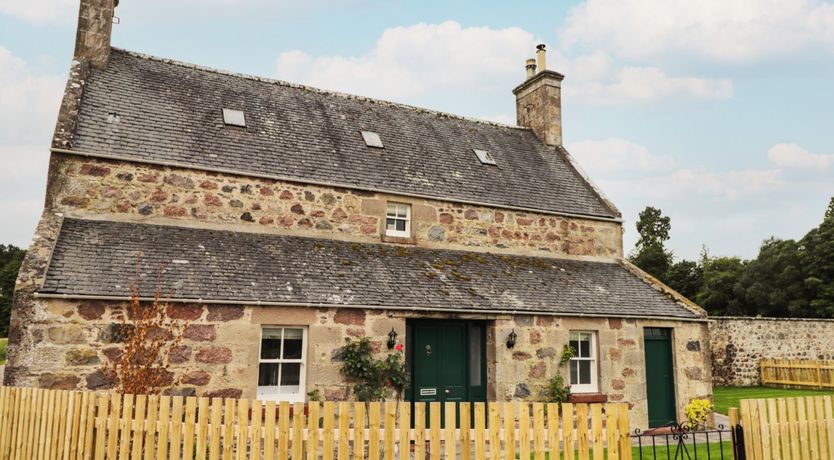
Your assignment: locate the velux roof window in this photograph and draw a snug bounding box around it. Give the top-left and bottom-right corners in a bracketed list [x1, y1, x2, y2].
[361, 131, 384, 148]
[474, 149, 496, 166]
[222, 109, 246, 127]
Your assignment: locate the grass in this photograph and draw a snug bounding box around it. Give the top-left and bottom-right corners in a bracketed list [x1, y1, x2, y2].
[0, 338, 6, 365]
[713, 385, 834, 415]
[536, 441, 734, 459]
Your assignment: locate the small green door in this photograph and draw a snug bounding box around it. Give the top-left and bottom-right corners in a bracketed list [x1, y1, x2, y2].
[408, 320, 487, 425]
[644, 328, 676, 428]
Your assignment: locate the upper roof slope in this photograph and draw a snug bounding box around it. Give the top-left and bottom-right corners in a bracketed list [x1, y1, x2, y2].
[39, 218, 697, 319]
[67, 49, 619, 219]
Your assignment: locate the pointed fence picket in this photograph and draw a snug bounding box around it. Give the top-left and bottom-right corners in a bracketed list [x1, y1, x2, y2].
[0, 386, 632, 459]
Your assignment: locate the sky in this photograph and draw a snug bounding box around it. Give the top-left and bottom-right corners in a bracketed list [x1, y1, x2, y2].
[1, 0, 833, 261]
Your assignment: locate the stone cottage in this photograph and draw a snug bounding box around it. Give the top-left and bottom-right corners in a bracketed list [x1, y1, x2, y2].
[6, 0, 712, 428]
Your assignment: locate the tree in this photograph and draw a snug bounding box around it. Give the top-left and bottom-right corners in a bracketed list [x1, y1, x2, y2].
[736, 238, 808, 317]
[804, 198, 834, 317]
[0, 245, 26, 337]
[629, 206, 673, 281]
[665, 259, 703, 301]
[696, 254, 746, 316]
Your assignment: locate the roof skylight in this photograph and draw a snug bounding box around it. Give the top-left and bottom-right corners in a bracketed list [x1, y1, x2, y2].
[474, 149, 497, 166]
[360, 131, 384, 148]
[222, 109, 246, 127]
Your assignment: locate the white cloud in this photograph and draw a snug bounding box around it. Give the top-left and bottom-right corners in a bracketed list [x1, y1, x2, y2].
[768, 142, 834, 169]
[276, 21, 538, 101]
[0, 48, 63, 248]
[561, 0, 834, 62]
[0, 0, 75, 25]
[568, 138, 674, 173]
[564, 63, 733, 106]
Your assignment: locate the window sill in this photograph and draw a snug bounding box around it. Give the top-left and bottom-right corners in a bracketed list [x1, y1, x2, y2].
[381, 234, 417, 245]
[568, 393, 608, 404]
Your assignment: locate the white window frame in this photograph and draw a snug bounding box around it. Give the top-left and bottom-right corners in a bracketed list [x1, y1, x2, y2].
[257, 326, 308, 403]
[569, 330, 598, 394]
[385, 203, 411, 238]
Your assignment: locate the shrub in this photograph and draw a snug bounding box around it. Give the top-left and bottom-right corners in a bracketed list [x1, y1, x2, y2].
[684, 398, 713, 429]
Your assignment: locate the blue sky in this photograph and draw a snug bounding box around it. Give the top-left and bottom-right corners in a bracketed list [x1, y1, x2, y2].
[2, 0, 833, 260]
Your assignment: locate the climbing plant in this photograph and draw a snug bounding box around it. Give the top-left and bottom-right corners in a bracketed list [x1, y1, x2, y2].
[339, 337, 409, 402]
[541, 344, 575, 405]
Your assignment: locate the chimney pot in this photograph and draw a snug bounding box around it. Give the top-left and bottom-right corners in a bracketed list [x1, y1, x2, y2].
[525, 59, 537, 79]
[536, 44, 547, 72]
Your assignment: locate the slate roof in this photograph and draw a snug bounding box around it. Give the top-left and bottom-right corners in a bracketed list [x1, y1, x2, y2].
[68, 49, 619, 219]
[40, 219, 699, 319]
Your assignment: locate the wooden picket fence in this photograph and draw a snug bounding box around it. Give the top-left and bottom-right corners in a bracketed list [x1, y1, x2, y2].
[0, 386, 633, 460]
[760, 359, 834, 388]
[738, 395, 834, 460]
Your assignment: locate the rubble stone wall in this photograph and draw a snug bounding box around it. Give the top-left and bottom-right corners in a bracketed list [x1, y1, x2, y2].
[48, 155, 623, 258]
[709, 316, 834, 386]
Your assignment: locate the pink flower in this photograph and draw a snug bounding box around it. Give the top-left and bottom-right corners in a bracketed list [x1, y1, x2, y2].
[395, 343, 404, 352]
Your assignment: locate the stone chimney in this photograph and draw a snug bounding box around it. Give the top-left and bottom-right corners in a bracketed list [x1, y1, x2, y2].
[74, 0, 118, 68]
[512, 44, 564, 147]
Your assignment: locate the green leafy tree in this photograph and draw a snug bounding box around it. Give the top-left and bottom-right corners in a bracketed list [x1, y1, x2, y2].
[0, 245, 26, 337]
[737, 238, 809, 317]
[804, 198, 834, 316]
[696, 253, 746, 316]
[629, 206, 674, 282]
[665, 259, 703, 300]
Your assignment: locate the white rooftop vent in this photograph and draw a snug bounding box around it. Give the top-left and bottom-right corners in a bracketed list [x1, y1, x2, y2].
[360, 131, 384, 148]
[474, 149, 497, 165]
[222, 108, 246, 127]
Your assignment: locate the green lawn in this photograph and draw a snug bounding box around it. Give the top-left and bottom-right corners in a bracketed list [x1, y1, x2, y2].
[0, 338, 6, 365]
[713, 385, 834, 415]
[537, 441, 733, 459]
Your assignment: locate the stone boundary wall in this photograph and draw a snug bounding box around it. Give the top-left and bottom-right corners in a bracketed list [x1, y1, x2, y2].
[49, 154, 623, 258]
[709, 316, 834, 386]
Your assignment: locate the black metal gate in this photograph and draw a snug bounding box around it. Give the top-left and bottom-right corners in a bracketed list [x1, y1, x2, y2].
[631, 422, 746, 460]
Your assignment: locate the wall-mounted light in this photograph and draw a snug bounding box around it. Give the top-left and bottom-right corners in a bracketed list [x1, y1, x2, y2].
[387, 328, 398, 349]
[506, 330, 517, 349]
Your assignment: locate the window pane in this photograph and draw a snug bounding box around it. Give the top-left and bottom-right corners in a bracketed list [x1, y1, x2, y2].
[569, 339, 579, 356]
[387, 204, 396, 216]
[283, 329, 303, 359]
[469, 326, 482, 386]
[386, 218, 396, 230]
[258, 363, 280, 386]
[396, 220, 406, 231]
[261, 328, 283, 359]
[578, 336, 591, 358]
[281, 363, 301, 391]
[397, 207, 407, 218]
[570, 361, 578, 385]
[579, 361, 592, 384]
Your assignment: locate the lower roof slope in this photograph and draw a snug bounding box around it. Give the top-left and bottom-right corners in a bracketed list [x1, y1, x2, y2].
[67, 49, 619, 219]
[40, 218, 698, 319]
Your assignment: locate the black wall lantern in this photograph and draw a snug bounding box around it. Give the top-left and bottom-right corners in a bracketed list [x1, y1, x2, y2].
[387, 328, 398, 349]
[506, 330, 517, 349]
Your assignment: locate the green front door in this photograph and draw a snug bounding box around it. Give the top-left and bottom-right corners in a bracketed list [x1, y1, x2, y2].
[644, 328, 677, 428]
[409, 320, 487, 408]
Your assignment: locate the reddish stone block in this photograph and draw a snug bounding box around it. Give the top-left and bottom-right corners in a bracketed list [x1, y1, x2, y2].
[512, 352, 532, 361]
[622, 368, 636, 377]
[334, 309, 365, 326]
[609, 348, 622, 361]
[297, 218, 312, 228]
[346, 328, 365, 337]
[164, 206, 187, 217]
[115, 201, 131, 213]
[203, 388, 242, 399]
[259, 216, 274, 225]
[608, 318, 622, 330]
[536, 316, 555, 327]
[207, 306, 244, 321]
[184, 324, 216, 342]
[310, 210, 325, 218]
[360, 224, 377, 234]
[200, 180, 218, 190]
[616, 338, 636, 347]
[77, 303, 105, 320]
[260, 187, 274, 196]
[529, 330, 542, 345]
[279, 190, 294, 199]
[611, 379, 625, 390]
[167, 304, 204, 321]
[439, 213, 454, 224]
[464, 209, 478, 220]
[278, 216, 294, 227]
[494, 212, 505, 223]
[86, 369, 116, 390]
[529, 362, 546, 378]
[332, 208, 347, 220]
[39, 373, 80, 390]
[291, 204, 305, 215]
[103, 347, 123, 362]
[80, 164, 111, 176]
[150, 188, 168, 202]
[204, 192, 222, 207]
[101, 186, 123, 198]
[324, 387, 349, 401]
[182, 370, 211, 386]
[196, 347, 233, 364]
[516, 217, 533, 226]
[170, 345, 191, 364]
[138, 173, 159, 182]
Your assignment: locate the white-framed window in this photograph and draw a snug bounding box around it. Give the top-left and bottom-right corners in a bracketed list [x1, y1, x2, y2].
[385, 203, 411, 238]
[257, 327, 307, 402]
[569, 331, 598, 393]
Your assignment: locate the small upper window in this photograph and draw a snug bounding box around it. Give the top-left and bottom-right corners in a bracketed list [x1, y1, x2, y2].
[361, 131, 384, 148]
[569, 331, 598, 393]
[474, 149, 496, 166]
[385, 203, 411, 238]
[222, 109, 246, 127]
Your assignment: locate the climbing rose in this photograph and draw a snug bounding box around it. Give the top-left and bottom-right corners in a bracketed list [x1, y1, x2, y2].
[395, 343, 404, 352]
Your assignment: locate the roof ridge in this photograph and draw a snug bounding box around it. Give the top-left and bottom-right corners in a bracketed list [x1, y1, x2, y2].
[110, 47, 528, 131]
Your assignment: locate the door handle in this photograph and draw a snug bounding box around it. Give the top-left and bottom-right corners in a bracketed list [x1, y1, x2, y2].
[444, 389, 450, 395]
